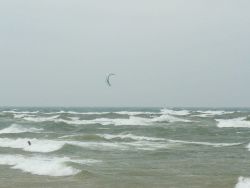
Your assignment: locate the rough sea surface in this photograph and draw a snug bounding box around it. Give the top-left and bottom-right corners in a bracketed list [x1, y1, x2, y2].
[0, 107, 250, 188]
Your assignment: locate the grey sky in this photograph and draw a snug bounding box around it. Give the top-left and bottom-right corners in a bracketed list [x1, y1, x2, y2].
[0, 0, 249, 107]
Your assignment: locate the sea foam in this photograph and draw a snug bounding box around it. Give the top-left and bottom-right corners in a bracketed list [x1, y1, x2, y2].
[13, 112, 191, 126]
[235, 177, 250, 188]
[168, 139, 241, 147]
[161, 109, 190, 116]
[0, 137, 128, 152]
[216, 117, 250, 128]
[0, 138, 64, 153]
[151, 114, 191, 123]
[0, 154, 99, 176]
[194, 110, 234, 117]
[98, 133, 166, 141]
[0, 124, 42, 134]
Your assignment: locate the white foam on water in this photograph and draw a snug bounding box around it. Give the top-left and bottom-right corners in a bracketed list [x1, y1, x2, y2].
[0, 137, 129, 152]
[151, 114, 191, 123]
[105, 116, 151, 126]
[14, 114, 35, 119]
[58, 133, 83, 139]
[168, 139, 241, 147]
[0, 124, 43, 134]
[1, 110, 39, 114]
[245, 143, 250, 151]
[216, 117, 250, 128]
[0, 137, 200, 152]
[44, 111, 109, 115]
[71, 158, 102, 165]
[14, 112, 191, 126]
[0, 138, 64, 153]
[68, 111, 109, 115]
[235, 177, 250, 188]
[69, 141, 128, 150]
[194, 110, 234, 117]
[123, 140, 174, 151]
[98, 133, 165, 141]
[0, 154, 99, 176]
[115, 111, 158, 115]
[60, 116, 152, 126]
[22, 115, 60, 122]
[161, 109, 190, 116]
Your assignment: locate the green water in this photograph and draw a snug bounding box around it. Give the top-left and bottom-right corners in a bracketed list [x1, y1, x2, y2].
[0, 107, 249, 188]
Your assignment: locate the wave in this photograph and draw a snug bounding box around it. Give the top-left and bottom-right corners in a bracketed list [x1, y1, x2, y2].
[97, 134, 165, 141]
[72, 115, 191, 125]
[0, 138, 65, 153]
[0, 137, 174, 152]
[0, 135, 239, 153]
[0, 137, 129, 152]
[0, 154, 100, 176]
[216, 117, 250, 128]
[123, 140, 174, 151]
[115, 111, 158, 115]
[13, 112, 192, 125]
[44, 111, 110, 115]
[14, 115, 151, 126]
[16, 115, 60, 123]
[151, 114, 191, 123]
[1, 110, 39, 114]
[235, 177, 250, 188]
[194, 110, 234, 117]
[161, 109, 190, 116]
[0, 124, 43, 134]
[59, 116, 151, 126]
[245, 143, 250, 151]
[168, 139, 241, 147]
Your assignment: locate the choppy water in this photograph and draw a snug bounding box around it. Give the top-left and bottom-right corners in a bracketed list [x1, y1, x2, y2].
[0, 107, 250, 188]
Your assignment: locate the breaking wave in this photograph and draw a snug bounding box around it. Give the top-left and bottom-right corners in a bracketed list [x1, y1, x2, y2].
[0, 124, 43, 134]
[0, 138, 128, 152]
[161, 109, 190, 116]
[235, 177, 250, 188]
[97, 134, 166, 141]
[0, 154, 100, 176]
[0, 138, 65, 153]
[216, 117, 250, 128]
[194, 110, 234, 117]
[151, 114, 191, 123]
[13, 114, 192, 126]
[168, 139, 241, 147]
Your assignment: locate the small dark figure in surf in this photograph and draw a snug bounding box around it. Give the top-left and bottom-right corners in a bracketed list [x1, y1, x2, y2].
[28, 141, 31, 146]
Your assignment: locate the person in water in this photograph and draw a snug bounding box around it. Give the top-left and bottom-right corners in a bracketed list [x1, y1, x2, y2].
[27, 141, 31, 146]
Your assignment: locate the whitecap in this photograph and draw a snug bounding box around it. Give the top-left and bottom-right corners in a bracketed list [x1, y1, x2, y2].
[115, 111, 158, 115]
[216, 117, 250, 128]
[69, 141, 128, 150]
[0, 124, 43, 134]
[0, 138, 127, 152]
[1, 110, 39, 114]
[98, 133, 165, 141]
[0, 154, 99, 176]
[123, 140, 174, 151]
[151, 114, 191, 123]
[194, 110, 234, 117]
[44, 111, 109, 115]
[59, 116, 151, 126]
[161, 109, 190, 116]
[168, 139, 241, 147]
[22, 115, 60, 122]
[235, 177, 250, 188]
[14, 112, 191, 125]
[0, 138, 64, 153]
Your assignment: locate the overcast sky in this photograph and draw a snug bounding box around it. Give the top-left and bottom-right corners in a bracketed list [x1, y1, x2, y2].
[0, 0, 249, 107]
